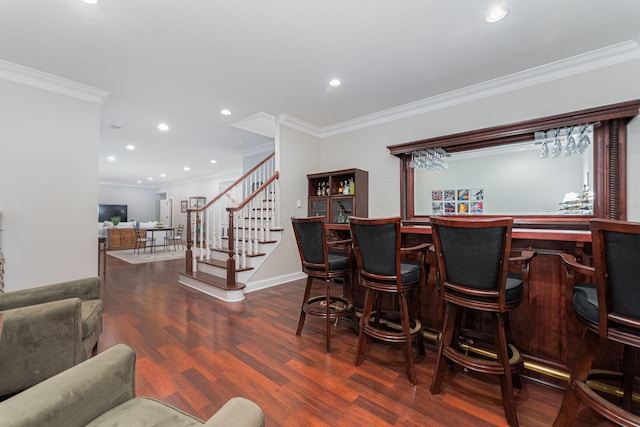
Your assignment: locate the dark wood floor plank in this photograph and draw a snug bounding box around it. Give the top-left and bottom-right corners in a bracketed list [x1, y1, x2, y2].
[98, 255, 615, 426]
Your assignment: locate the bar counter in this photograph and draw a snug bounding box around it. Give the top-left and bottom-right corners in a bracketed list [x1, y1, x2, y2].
[326, 223, 598, 386]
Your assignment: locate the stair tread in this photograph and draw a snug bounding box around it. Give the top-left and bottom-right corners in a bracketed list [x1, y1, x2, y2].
[198, 257, 254, 272]
[209, 247, 266, 257]
[179, 270, 246, 290]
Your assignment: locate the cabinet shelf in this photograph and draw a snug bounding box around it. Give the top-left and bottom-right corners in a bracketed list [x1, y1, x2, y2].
[307, 168, 368, 223]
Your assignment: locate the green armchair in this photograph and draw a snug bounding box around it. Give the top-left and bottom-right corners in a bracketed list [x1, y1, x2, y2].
[0, 277, 103, 397]
[0, 343, 265, 427]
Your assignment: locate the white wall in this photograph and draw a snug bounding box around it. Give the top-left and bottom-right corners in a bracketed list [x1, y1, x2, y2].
[0, 78, 103, 291]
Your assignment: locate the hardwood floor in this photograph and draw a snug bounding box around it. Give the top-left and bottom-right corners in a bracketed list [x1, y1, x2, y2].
[98, 255, 615, 426]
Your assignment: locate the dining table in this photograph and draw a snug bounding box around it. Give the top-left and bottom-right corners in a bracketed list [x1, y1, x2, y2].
[142, 227, 175, 253]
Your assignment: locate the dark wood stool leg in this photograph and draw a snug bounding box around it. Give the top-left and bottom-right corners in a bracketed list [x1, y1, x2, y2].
[494, 313, 518, 427]
[553, 329, 600, 427]
[503, 313, 522, 389]
[325, 279, 331, 352]
[399, 292, 417, 385]
[430, 302, 458, 394]
[409, 287, 425, 356]
[296, 276, 314, 335]
[355, 288, 375, 366]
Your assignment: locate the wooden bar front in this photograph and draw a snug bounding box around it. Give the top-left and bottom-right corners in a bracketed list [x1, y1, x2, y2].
[328, 223, 594, 386]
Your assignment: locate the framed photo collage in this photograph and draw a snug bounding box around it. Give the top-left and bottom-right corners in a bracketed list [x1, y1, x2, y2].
[431, 188, 484, 215]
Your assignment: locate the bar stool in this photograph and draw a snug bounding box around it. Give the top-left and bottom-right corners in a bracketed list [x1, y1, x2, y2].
[349, 216, 429, 385]
[554, 218, 640, 426]
[291, 216, 353, 352]
[430, 216, 535, 427]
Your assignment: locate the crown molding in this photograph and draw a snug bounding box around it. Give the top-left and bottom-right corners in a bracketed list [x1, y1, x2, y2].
[0, 59, 111, 105]
[320, 40, 640, 138]
[278, 113, 322, 138]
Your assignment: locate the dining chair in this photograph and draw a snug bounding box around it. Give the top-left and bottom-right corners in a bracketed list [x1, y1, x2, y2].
[349, 216, 429, 385]
[554, 218, 640, 426]
[291, 216, 354, 352]
[165, 224, 185, 251]
[134, 226, 155, 254]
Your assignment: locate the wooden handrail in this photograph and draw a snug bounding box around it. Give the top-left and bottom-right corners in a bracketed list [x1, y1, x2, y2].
[226, 172, 279, 213]
[188, 152, 274, 214]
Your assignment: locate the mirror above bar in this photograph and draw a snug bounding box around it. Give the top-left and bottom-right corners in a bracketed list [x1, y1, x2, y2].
[388, 100, 640, 228]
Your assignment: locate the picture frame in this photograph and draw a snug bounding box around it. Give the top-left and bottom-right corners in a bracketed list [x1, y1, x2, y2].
[189, 196, 206, 209]
[181, 200, 188, 213]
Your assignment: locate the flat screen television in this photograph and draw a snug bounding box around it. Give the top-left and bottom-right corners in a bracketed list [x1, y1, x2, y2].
[98, 204, 128, 222]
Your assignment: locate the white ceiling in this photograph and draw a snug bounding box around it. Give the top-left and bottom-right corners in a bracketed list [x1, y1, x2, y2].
[1, 1, 640, 186]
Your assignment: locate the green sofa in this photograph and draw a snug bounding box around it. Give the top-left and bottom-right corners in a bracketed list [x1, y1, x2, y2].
[0, 343, 265, 427]
[0, 277, 103, 397]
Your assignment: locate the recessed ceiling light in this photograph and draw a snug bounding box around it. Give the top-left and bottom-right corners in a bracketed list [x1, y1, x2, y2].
[126, 144, 135, 151]
[485, 6, 509, 23]
[107, 156, 116, 162]
[210, 159, 217, 164]
[147, 177, 154, 181]
[160, 173, 166, 178]
[329, 79, 342, 87]
[157, 123, 169, 131]
[220, 109, 231, 116]
[137, 180, 142, 184]
[81, 0, 99, 4]
[183, 166, 190, 171]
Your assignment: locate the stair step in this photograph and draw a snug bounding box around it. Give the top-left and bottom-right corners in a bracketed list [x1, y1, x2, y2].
[179, 270, 246, 291]
[221, 236, 278, 244]
[209, 247, 266, 257]
[198, 257, 254, 272]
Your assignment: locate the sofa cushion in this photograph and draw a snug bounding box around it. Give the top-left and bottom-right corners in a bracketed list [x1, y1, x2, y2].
[86, 397, 204, 427]
[81, 300, 103, 339]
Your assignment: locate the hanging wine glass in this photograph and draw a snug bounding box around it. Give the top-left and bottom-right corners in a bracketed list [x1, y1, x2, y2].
[579, 128, 591, 154]
[565, 127, 576, 156]
[551, 130, 562, 158]
[540, 141, 549, 158]
[576, 125, 589, 154]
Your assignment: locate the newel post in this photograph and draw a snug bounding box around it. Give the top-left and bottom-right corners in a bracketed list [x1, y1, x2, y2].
[226, 208, 236, 289]
[186, 210, 193, 273]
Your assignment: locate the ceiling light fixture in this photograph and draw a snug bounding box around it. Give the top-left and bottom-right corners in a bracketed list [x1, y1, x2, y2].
[81, 0, 99, 4]
[210, 159, 217, 164]
[137, 180, 142, 184]
[160, 173, 166, 178]
[157, 123, 169, 131]
[485, 6, 509, 23]
[220, 109, 231, 116]
[126, 144, 135, 151]
[107, 156, 116, 162]
[329, 79, 342, 87]
[183, 166, 190, 171]
[147, 177, 154, 181]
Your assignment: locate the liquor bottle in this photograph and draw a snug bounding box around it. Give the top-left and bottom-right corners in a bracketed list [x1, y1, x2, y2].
[317, 182, 322, 196]
[343, 180, 349, 195]
[324, 181, 329, 196]
[338, 181, 343, 194]
[349, 177, 355, 194]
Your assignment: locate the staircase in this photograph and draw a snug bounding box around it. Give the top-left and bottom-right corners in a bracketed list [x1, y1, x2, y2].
[178, 153, 282, 302]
